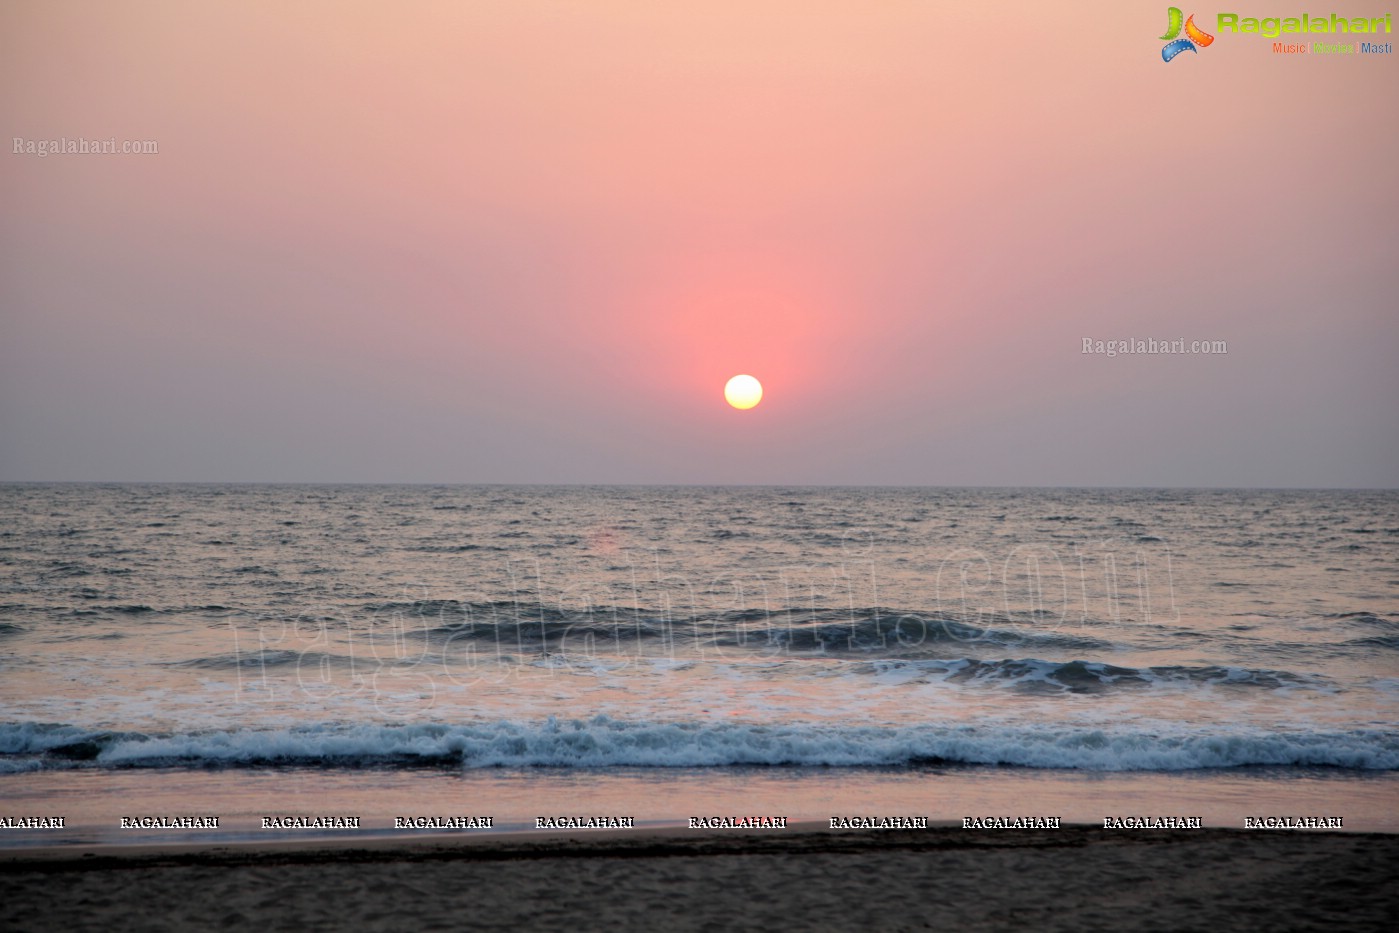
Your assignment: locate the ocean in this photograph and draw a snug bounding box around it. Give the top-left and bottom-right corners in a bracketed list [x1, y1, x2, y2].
[2, 485, 1396, 845]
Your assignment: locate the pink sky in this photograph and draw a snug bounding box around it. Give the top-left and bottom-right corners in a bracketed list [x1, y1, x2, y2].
[2, 2, 1396, 485]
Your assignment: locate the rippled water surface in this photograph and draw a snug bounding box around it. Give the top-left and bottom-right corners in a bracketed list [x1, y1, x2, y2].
[2, 485, 1395, 779]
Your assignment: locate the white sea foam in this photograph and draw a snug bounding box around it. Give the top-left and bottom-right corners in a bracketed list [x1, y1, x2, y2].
[3, 718, 1396, 772]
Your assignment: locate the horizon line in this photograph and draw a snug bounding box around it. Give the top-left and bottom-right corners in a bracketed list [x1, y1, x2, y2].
[2, 481, 1396, 492]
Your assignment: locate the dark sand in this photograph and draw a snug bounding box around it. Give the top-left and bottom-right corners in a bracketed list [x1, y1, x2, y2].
[3, 827, 1397, 932]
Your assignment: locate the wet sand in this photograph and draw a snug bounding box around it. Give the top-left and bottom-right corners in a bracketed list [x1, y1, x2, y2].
[4, 826, 1398, 932]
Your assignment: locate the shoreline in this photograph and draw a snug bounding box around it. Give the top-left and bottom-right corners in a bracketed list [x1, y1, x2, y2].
[6, 764, 1395, 845]
[4, 819, 1393, 866]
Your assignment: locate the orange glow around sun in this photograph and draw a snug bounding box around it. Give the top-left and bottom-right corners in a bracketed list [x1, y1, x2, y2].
[724, 374, 763, 410]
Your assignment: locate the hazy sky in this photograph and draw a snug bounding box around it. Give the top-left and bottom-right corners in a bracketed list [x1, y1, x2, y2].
[3, 2, 1396, 486]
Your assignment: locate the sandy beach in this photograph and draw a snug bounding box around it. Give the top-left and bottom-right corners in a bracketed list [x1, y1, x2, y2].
[4, 826, 1397, 932]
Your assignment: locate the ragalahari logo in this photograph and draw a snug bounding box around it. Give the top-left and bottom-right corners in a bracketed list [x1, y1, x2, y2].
[1160, 7, 1215, 60]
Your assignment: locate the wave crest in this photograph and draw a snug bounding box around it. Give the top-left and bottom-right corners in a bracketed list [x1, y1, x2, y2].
[2, 719, 1394, 772]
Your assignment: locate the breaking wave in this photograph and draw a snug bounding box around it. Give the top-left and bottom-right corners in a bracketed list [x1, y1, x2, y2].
[2, 718, 1395, 773]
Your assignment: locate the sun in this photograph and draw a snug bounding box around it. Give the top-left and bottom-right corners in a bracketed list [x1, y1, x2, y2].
[724, 374, 763, 410]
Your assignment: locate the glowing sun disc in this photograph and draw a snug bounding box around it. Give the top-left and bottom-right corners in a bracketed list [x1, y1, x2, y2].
[724, 374, 763, 410]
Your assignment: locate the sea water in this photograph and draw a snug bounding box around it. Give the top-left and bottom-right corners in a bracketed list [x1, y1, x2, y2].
[2, 485, 1396, 844]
